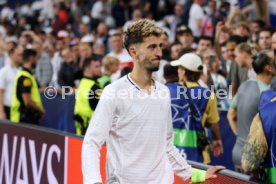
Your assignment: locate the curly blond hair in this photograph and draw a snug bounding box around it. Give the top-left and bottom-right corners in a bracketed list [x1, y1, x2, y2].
[123, 19, 164, 50]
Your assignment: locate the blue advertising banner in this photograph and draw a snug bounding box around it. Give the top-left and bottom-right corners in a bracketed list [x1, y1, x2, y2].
[40, 94, 76, 133]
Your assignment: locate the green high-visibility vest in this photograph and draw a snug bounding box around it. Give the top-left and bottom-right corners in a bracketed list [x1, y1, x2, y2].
[10, 70, 43, 123]
[97, 75, 111, 89]
[74, 78, 95, 135]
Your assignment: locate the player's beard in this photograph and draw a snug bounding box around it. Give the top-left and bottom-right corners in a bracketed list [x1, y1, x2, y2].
[142, 57, 160, 73]
[148, 59, 160, 72]
[147, 65, 159, 72]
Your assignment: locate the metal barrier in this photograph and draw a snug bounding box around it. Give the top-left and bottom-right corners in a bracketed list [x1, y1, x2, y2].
[187, 161, 261, 184]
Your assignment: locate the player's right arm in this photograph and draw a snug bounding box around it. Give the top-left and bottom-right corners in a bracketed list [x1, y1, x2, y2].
[82, 86, 115, 184]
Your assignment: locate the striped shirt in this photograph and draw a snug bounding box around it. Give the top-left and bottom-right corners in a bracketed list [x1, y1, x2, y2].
[82, 74, 193, 184]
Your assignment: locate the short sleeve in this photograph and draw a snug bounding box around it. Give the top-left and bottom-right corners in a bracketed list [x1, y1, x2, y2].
[18, 76, 32, 93]
[230, 94, 238, 109]
[202, 92, 220, 124]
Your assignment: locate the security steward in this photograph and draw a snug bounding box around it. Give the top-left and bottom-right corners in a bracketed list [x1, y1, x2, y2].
[74, 56, 102, 136]
[10, 49, 45, 124]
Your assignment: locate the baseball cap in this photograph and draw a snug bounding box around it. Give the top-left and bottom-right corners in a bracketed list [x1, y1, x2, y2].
[171, 53, 203, 72]
[176, 25, 193, 35]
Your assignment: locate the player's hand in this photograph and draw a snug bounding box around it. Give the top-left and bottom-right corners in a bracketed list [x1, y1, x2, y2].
[211, 139, 224, 157]
[206, 166, 225, 179]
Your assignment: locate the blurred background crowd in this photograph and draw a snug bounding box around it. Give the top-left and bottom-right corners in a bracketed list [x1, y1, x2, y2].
[0, 0, 275, 101]
[0, 0, 275, 93]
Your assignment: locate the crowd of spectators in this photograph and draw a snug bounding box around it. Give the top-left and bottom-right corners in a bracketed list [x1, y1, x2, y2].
[0, 0, 274, 90]
[0, 2, 274, 87]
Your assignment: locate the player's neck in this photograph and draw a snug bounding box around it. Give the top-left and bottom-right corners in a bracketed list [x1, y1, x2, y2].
[130, 68, 153, 90]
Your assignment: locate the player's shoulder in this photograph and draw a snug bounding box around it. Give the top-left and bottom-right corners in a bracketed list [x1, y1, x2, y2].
[155, 80, 170, 92]
[106, 76, 128, 88]
[101, 76, 130, 95]
[154, 79, 167, 87]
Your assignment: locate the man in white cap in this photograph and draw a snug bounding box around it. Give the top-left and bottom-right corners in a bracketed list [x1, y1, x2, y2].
[168, 53, 223, 164]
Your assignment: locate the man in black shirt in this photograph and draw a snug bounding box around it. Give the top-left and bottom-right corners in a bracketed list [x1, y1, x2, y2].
[11, 49, 45, 124]
[74, 56, 102, 135]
